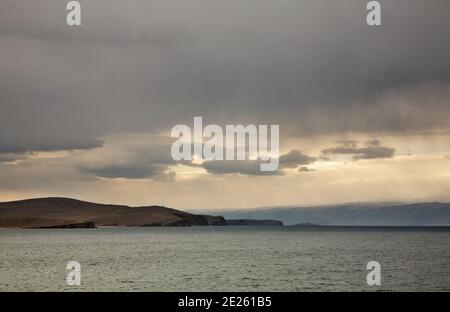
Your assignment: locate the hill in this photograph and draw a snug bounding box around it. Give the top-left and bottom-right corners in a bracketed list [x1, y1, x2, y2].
[0, 197, 226, 228]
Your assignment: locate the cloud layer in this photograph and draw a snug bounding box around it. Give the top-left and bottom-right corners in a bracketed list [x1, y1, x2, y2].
[1, 0, 450, 154]
[1, 1, 450, 207]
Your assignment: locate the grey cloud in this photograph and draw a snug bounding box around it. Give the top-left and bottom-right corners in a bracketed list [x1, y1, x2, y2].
[279, 150, 316, 168]
[0, 137, 103, 154]
[298, 166, 315, 172]
[201, 160, 281, 176]
[0, 1, 191, 47]
[354, 146, 395, 160]
[318, 156, 331, 161]
[201, 150, 317, 175]
[364, 139, 381, 147]
[76, 141, 176, 180]
[68, 140, 319, 179]
[80, 163, 172, 180]
[322, 140, 395, 160]
[1, 0, 450, 154]
[337, 140, 359, 148]
[0, 153, 29, 163]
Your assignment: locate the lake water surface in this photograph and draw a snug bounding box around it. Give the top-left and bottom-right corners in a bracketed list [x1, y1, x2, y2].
[1, 227, 449, 291]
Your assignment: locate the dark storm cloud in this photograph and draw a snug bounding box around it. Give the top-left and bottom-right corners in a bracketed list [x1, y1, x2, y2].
[322, 140, 395, 160]
[1, 0, 450, 153]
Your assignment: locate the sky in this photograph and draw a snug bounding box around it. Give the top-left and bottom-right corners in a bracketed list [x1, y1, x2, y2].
[1, 0, 450, 209]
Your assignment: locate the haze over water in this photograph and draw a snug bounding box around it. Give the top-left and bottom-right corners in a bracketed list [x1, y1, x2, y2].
[1, 227, 449, 291]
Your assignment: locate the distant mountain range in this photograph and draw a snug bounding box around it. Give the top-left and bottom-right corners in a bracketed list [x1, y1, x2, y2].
[200, 202, 450, 226]
[0, 197, 226, 228]
[2, 198, 450, 228]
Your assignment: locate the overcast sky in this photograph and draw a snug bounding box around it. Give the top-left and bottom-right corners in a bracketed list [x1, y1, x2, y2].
[1, 0, 450, 209]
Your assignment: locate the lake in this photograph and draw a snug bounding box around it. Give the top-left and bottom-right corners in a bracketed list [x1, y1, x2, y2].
[1, 227, 449, 291]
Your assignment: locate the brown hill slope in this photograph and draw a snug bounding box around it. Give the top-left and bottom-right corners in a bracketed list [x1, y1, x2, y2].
[0, 197, 225, 228]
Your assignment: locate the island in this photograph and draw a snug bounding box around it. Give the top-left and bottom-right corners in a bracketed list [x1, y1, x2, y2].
[226, 219, 283, 226]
